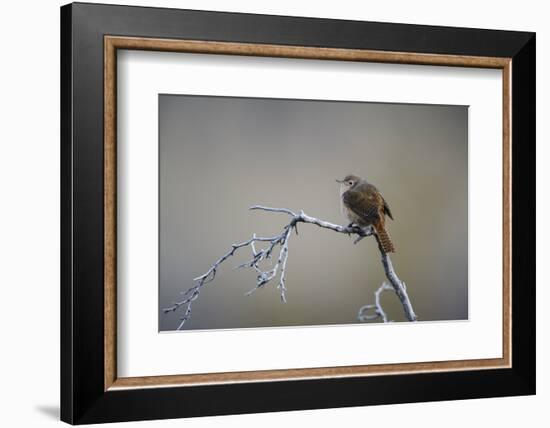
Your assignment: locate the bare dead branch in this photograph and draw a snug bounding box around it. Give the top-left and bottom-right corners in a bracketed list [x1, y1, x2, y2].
[358, 282, 393, 323]
[164, 205, 416, 330]
[378, 245, 417, 321]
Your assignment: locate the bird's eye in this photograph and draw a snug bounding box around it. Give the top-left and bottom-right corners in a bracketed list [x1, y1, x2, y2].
[348, 181, 353, 186]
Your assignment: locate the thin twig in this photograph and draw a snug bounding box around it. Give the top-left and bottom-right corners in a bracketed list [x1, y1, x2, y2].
[358, 282, 393, 323]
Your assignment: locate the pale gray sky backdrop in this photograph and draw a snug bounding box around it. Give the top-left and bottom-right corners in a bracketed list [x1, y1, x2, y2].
[159, 94, 468, 331]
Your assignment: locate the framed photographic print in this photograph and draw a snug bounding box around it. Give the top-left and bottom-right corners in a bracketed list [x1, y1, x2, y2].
[60, 2, 535, 424]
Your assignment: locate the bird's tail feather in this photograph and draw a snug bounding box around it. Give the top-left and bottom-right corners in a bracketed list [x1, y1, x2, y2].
[374, 224, 395, 253]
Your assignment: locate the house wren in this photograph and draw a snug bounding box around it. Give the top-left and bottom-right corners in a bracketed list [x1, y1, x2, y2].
[337, 174, 395, 253]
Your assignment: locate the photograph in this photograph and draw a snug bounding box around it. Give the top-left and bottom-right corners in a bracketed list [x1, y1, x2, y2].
[55, 1, 536, 425]
[159, 94, 469, 331]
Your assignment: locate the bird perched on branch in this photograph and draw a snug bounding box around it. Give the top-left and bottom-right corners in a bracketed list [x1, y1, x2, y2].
[337, 174, 395, 253]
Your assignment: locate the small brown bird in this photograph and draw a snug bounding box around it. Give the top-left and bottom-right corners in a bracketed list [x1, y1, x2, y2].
[337, 174, 395, 253]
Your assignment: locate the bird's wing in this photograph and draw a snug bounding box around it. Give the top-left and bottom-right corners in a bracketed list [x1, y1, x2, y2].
[342, 187, 381, 223]
[382, 197, 394, 220]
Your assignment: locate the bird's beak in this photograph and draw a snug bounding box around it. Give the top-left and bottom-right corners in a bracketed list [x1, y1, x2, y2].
[335, 179, 344, 183]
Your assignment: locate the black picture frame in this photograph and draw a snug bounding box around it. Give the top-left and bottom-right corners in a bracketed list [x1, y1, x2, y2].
[61, 2, 535, 424]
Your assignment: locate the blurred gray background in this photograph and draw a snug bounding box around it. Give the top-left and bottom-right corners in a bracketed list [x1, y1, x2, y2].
[159, 94, 468, 331]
